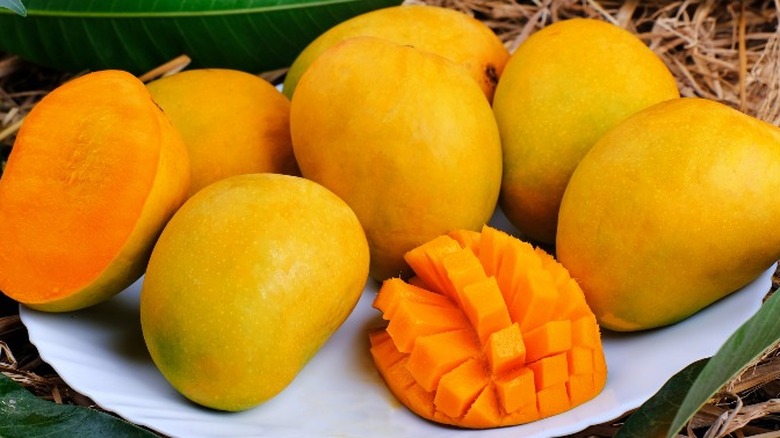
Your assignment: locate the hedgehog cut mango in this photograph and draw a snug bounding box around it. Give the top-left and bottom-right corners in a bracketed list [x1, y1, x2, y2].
[369, 225, 607, 428]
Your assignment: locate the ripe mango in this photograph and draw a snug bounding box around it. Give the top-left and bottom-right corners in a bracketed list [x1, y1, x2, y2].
[282, 5, 509, 102]
[557, 98, 780, 331]
[140, 173, 369, 411]
[0, 70, 190, 312]
[290, 37, 502, 281]
[493, 18, 679, 244]
[147, 68, 298, 197]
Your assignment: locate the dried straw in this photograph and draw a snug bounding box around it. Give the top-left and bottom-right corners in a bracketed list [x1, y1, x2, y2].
[1, 1, 780, 436]
[404, 0, 780, 122]
[0, 314, 97, 407]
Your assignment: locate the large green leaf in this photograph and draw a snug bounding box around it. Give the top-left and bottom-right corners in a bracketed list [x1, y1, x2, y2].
[616, 284, 780, 437]
[0, 373, 158, 437]
[0, 0, 403, 75]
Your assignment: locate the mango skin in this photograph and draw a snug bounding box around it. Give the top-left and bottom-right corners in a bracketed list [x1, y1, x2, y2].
[147, 68, 298, 197]
[140, 173, 369, 411]
[493, 18, 679, 245]
[282, 4, 509, 102]
[290, 37, 502, 281]
[557, 97, 780, 331]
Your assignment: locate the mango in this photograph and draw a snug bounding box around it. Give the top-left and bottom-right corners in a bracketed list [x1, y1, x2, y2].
[282, 4, 509, 102]
[557, 97, 780, 331]
[140, 173, 370, 411]
[147, 68, 298, 197]
[290, 36, 503, 281]
[492, 18, 679, 244]
[0, 70, 190, 312]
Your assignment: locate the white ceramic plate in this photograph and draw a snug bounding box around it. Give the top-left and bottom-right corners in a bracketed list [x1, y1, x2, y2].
[20, 209, 775, 438]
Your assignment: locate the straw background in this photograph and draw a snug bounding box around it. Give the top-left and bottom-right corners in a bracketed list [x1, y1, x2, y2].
[2, 0, 780, 436]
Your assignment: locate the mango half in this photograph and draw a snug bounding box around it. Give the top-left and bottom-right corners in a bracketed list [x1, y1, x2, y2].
[557, 97, 780, 331]
[0, 70, 190, 312]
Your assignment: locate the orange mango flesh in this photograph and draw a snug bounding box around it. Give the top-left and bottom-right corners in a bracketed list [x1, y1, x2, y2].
[0, 70, 190, 311]
[369, 225, 607, 429]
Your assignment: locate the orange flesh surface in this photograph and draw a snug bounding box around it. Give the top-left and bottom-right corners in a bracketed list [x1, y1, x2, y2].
[0, 70, 162, 303]
[369, 225, 607, 429]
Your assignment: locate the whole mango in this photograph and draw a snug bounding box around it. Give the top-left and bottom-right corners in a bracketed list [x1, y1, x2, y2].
[493, 18, 679, 244]
[557, 97, 780, 331]
[290, 36, 503, 281]
[147, 69, 298, 197]
[282, 4, 509, 102]
[140, 173, 369, 410]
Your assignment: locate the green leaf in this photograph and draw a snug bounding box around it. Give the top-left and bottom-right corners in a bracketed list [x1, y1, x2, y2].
[616, 285, 780, 438]
[0, 373, 158, 437]
[0, 0, 402, 75]
[0, 0, 26, 17]
[615, 358, 708, 438]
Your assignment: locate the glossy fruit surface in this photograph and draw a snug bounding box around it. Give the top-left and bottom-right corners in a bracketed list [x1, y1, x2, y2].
[140, 173, 369, 410]
[147, 68, 298, 197]
[283, 5, 509, 102]
[557, 97, 780, 331]
[290, 37, 502, 280]
[493, 18, 679, 244]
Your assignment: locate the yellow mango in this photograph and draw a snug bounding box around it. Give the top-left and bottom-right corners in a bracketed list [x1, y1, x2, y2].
[140, 173, 369, 410]
[557, 98, 780, 331]
[290, 37, 502, 281]
[282, 4, 509, 102]
[147, 69, 298, 197]
[493, 18, 679, 244]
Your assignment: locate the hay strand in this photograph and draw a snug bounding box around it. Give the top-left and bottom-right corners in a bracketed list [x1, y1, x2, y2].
[137, 54, 192, 83]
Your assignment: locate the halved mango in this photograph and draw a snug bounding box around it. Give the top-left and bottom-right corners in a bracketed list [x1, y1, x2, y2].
[0, 70, 190, 311]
